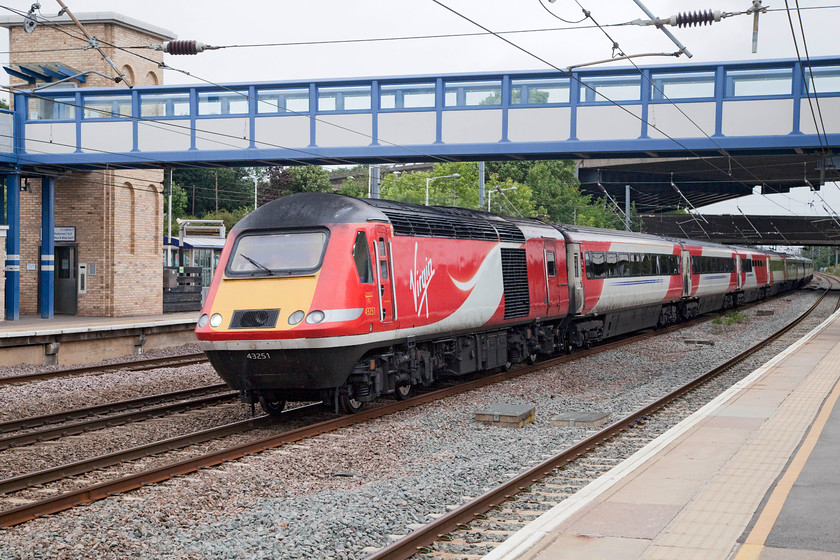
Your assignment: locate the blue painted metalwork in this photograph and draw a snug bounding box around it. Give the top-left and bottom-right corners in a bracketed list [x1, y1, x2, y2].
[4, 173, 20, 321]
[3, 56, 838, 170]
[39, 176, 55, 319]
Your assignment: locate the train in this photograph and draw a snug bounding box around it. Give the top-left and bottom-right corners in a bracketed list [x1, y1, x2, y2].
[195, 193, 813, 415]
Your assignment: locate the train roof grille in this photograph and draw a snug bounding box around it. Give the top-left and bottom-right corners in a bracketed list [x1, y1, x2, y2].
[493, 221, 526, 243]
[380, 209, 499, 241]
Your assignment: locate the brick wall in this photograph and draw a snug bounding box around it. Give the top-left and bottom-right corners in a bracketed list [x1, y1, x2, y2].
[8, 21, 164, 89]
[18, 170, 164, 316]
[8, 17, 168, 316]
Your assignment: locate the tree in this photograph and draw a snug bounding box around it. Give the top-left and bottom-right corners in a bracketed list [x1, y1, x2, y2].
[168, 183, 189, 223]
[172, 167, 253, 216]
[201, 207, 252, 231]
[258, 165, 332, 205]
[488, 160, 624, 228]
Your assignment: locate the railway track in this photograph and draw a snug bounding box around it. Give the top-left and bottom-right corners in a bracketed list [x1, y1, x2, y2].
[0, 383, 229, 434]
[0, 282, 828, 526]
[0, 351, 208, 387]
[0, 387, 237, 450]
[364, 279, 837, 560]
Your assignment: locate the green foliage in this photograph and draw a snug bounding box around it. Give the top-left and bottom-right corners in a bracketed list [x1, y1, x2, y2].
[172, 167, 254, 216]
[374, 162, 536, 217]
[0, 98, 8, 110]
[169, 183, 189, 222]
[258, 165, 332, 205]
[201, 207, 253, 231]
[487, 160, 622, 227]
[712, 311, 749, 327]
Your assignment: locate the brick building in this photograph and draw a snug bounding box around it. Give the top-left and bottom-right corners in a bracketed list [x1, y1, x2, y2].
[1, 13, 175, 317]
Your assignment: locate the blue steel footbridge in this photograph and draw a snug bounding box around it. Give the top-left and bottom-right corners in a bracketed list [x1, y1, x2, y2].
[0, 56, 838, 171]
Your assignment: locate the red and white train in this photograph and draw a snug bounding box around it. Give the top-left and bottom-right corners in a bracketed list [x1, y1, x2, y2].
[195, 193, 813, 415]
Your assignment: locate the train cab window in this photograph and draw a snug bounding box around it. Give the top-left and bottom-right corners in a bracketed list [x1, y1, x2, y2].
[228, 230, 327, 276]
[546, 252, 556, 276]
[352, 231, 373, 284]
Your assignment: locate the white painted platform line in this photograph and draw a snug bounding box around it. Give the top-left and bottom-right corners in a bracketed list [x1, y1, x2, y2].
[482, 307, 840, 560]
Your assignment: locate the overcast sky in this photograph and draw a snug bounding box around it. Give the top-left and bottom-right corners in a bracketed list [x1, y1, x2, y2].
[1, 0, 839, 215]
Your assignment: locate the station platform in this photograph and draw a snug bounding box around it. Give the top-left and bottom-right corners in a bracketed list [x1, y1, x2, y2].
[486, 308, 840, 560]
[0, 312, 199, 367]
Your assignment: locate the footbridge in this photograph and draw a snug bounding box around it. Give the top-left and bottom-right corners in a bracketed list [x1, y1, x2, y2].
[1, 56, 839, 171]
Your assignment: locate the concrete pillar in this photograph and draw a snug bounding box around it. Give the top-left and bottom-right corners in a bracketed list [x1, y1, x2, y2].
[4, 172, 20, 320]
[39, 176, 55, 318]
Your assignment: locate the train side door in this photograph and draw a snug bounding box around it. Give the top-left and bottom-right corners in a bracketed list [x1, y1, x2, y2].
[374, 226, 396, 324]
[736, 255, 743, 290]
[543, 239, 560, 315]
[681, 250, 692, 297]
[566, 243, 584, 314]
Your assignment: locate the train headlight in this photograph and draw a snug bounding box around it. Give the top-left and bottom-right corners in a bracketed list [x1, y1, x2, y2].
[209, 313, 223, 328]
[197, 314, 209, 328]
[305, 310, 325, 324]
[288, 310, 305, 325]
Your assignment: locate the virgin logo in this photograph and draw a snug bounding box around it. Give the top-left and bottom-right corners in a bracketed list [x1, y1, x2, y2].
[410, 243, 435, 318]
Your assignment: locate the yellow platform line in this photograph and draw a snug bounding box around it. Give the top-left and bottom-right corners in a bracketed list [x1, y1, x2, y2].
[734, 376, 840, 560]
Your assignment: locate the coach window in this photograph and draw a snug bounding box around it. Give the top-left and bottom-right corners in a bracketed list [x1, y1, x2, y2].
[585, 252, 606, 279]
[605, 253, 618, 277]
[630, 254, 642, 276]
[741, 257, 753, 273]
[352, 231, 373, 284]
[641, 254, 653, 276]
[616, 253, 630, 277]
[546, 252, 556, 276]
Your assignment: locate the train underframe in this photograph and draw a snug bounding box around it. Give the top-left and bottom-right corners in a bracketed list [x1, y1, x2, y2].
[236, 283, 800, 416]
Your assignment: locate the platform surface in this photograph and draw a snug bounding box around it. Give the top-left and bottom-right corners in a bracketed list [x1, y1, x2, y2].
[485, 308, 840, 560]
[0, 312, 199, 339]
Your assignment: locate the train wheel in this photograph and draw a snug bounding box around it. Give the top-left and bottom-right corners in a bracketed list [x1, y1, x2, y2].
[527, 353, 538, 365]
[395, 382, 413, 400]
[258, 394, 286, 417]
[340, 394, 364, 414]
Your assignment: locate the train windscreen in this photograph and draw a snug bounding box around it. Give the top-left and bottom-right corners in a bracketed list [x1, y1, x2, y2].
[227, 230, 328, 276]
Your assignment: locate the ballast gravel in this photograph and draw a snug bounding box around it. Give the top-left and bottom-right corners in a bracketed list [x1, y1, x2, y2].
[0, 290, 825, 560]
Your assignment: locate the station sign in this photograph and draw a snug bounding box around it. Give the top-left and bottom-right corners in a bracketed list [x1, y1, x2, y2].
[54, 227, 76, 242]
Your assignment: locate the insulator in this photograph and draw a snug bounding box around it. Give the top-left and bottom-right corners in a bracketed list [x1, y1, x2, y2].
[163, 40, 206, 55]
[671, 10, 720, 28]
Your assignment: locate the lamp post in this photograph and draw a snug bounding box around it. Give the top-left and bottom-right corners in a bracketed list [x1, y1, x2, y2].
[425, 173, 460, 206]
[488, 186, 517, 212]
